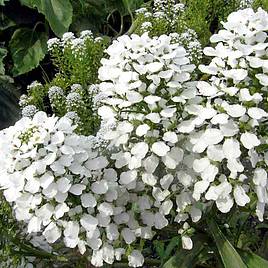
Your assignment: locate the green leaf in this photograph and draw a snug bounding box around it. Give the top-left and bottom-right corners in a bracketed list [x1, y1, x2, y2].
[207, 218, 248, 268]
[163, 236, 181, 262]
[237, 249, 268, 268]
[0, 0, 10, 6]
[163, 235, 207, 268]
[153, 240, 165, 261]
[0, 14, 16, 31]
[0, 48, 7, 75]
[20, 0, 73, 37]
[9, 28, 47, 76]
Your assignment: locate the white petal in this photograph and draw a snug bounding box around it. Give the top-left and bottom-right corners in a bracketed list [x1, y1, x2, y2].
[69, 184, 86, 195]
[136, 124, 150, 136]
[197, 81, 218, 96]
[240, 132, 260, 149]
[151, 142, 170, 156]
[182, 235, 193, 250]
[80, 214, 98, 231]
[233, 185, 250, 207]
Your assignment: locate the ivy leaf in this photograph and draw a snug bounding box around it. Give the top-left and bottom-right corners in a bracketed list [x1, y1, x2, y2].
[0, 0, 10, 6]
[9, 28, 47, 76]
[0, 48, 7, 75]
[20, 0, 73, 37]
[207, 218, 248, 268]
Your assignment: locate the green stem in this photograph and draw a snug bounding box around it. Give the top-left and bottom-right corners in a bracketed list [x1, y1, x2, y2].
[126, 19, 139, 35]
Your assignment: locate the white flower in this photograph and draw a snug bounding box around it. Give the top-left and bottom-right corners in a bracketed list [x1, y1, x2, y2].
[119, 170, 137, 185]
[240, 132, 260, 149]
[128, 250, 144, 267]
[43, 222, 61, 243]
[152, 142, 170, 156]
[69, 184, 86, 195]
[121, 228, 136, 244]
[233, 185, 250, 207]
[81, 193, 97, 208]
[28, 216, 42, 233]
[222, 138, 241, 159]
[91, 180, 109, 194]
[197, 81, 218, 96]
[256, 73, 268, 86]
[136, 124, 150, 136]
[80, 214, 98, 231]
[182, 235, 193, 250]
[248, 107, 267, 120]
[102, 244, 115, 264]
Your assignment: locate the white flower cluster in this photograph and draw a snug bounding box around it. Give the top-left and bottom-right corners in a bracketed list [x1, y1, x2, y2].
[97, 32, 202, 245]
[21, 105, 39, 118]
[0, 112, 113, 262]
[240, 0, 254, 8]
[47, 30, 100, 55]
[189, 8, 268, 220]
[2, 7, 268, 268]
[135, 1, 202, 64]
[153, 0, 184, 21]
[170, 31, 202, 63]
[0, 112, 137, 267]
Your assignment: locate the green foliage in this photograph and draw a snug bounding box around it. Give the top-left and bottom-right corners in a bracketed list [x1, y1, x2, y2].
[0, 77, 20, 129]
[20, 33, 108, 135]
[20, 0, 73, 37]
[163, 235, 207, 268]
[9, 28, 47, 76]
[207, 218, 248, 268]
[50, 37, 108, 87]
[253, 0, 268, 10]
[0, 0, 10, 5]
[0, 48, 7, 75]
[238, 249, 268, 268]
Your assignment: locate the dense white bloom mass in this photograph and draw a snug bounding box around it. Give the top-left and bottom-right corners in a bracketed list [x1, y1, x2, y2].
[97, 32, 202, 248]
[0, 112, 129, 266]
[1, 6, 268, 268]
[193, 8, 268, 218]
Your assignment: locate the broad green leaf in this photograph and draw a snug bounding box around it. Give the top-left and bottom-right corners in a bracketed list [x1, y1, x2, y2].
[163, 235, 207, 268]
[0, 48, 7, 75]
[238, 249, 268, 268]
[20, 0, 73, 37]
[9, 28, 47, 76]
[207, 218, 247, 268]
[0, 0, 10, 6]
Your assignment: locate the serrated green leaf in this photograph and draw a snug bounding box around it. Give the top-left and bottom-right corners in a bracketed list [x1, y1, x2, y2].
[9, 28, 47, 76]
[20, 0, 73, 37]
[207, 218, 248, 268]
[163, 235, 207, 268]
[0, 48, 7, 75]
[238, 249, 268, 268]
